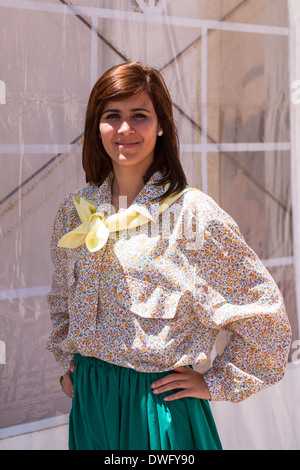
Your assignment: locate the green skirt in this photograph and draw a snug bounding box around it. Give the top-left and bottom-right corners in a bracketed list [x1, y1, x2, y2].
[69, 354, 222, 450]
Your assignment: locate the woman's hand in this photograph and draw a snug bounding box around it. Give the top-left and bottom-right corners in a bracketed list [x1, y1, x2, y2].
[60, 360, 75, 398]
[151, 366, 211, 401]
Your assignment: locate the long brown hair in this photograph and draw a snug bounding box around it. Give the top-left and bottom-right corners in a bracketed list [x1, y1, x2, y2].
[82, 62, 187, 199]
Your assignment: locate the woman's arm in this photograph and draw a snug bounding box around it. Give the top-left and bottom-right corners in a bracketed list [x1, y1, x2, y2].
[46, 201, 74, 371]
[194, 216, 292, 403]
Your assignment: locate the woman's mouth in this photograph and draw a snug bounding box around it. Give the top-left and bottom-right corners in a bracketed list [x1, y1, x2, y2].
[116, 142, 139, 149]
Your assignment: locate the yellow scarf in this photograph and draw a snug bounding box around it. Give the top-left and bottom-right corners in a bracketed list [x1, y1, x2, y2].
[58, 186, 196, 252]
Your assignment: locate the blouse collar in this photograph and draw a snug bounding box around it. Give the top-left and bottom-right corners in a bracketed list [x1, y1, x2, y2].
[78, 170, 166, 224]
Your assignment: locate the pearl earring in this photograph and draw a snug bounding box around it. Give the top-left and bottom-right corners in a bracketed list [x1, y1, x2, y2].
[158, 129, 163, 137]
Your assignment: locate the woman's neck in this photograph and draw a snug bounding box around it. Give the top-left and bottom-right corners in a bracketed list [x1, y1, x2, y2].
[111, 166, 146, 212]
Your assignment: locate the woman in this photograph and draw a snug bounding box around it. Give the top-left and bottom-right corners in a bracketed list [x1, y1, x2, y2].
[46, 62, 291, 450]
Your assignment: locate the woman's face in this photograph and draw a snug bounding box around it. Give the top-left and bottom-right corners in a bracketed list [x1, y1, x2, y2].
[99, 91, 161, 172]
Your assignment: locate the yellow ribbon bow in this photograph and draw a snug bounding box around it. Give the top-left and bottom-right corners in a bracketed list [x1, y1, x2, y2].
[57, 187, 196, 252]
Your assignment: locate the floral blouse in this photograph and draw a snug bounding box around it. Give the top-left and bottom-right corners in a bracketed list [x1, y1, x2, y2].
[46, 171, 291, 402]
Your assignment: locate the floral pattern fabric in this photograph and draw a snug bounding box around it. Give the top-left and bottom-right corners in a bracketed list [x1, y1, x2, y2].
[46, 171, 292, 402]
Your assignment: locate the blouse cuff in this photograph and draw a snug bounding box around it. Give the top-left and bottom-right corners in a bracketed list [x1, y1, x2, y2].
[202, 364, 265, 403]
[202, 367, 228, 401]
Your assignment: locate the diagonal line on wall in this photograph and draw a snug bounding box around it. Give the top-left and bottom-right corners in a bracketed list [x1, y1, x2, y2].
[159, 0, 248, 72]
[58, 0, 128, 61]
[0, 133, 84, 207]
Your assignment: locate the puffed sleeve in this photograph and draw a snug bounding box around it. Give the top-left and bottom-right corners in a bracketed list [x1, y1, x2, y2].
[194, 210, 292, 403]
[45, 200, 75, 371]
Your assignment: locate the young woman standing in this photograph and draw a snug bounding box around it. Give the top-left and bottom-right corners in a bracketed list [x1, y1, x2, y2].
[46, 62, 291, 450]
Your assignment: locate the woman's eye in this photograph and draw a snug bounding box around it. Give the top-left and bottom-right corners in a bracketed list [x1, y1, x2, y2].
[133, 113, 147, 119]
[103, 112, 148, 121]
[106, 113, 119, 120]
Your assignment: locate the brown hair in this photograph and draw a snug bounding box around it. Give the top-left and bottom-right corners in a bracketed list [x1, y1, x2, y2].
[82, 61, 187, 199]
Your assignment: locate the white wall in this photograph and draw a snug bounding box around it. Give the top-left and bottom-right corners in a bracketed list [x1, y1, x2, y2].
[0, 424, 68, 451]
[213, 363, 300, 450]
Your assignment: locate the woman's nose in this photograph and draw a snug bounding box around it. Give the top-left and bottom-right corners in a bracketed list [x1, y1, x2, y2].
[118, 120, 134, 134]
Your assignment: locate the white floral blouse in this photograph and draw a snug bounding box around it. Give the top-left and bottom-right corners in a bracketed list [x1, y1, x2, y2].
[46, 171, 291, 402]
